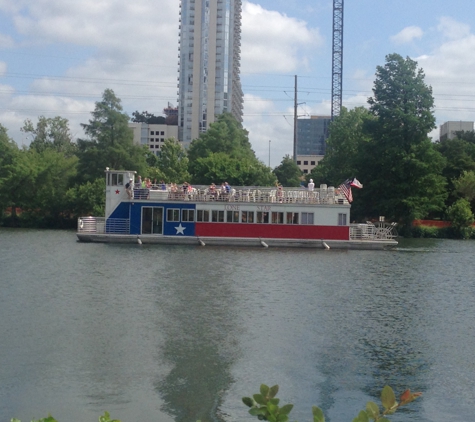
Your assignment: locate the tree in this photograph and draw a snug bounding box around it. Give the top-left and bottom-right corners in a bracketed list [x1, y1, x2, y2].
[453, 170, 475, 202]
[435, 132, 475, 208]
[188, 113, 274, 185]
[357, 53, 447, 224]
[156, 138, 190, 183]
[309, 107, 374, 187]
[273, 155, 302, 186]
[22, 116, 77, 157]
[77, 89, 148, 183]
[0, 126, 39, 225]
[131, 111, 166, 124]
[65, 178, 105, 218]
[24, 149, 78, 226]
[447, 198, 474, 238]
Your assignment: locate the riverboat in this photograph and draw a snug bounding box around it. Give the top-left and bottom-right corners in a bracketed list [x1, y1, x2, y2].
[76, 169, 398, 249]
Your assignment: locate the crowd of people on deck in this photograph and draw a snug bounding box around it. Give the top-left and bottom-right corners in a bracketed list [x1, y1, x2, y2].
[125, 176, 320, 201]
[125, 176, 235, 200]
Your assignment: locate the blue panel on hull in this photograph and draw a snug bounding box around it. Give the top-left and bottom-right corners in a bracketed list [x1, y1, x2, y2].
[112, 201, 197, 235]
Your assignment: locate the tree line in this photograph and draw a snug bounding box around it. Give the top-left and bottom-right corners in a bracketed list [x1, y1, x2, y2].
[1, 53, 475, 235]
[309, 53, 475, 237]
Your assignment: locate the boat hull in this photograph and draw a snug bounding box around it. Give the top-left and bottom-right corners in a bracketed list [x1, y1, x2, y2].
[76, 233, 397, 250]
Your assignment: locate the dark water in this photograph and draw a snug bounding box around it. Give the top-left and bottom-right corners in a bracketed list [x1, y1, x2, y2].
[0, 228, 474, 422]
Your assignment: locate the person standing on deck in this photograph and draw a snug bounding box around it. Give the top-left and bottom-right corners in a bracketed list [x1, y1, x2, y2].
[308, 179, 315, 191]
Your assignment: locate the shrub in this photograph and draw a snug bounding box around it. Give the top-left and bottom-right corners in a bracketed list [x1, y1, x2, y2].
[242, 384, 421, 422]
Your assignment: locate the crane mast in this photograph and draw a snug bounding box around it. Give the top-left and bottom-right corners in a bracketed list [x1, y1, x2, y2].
[331, 0, 344, 120]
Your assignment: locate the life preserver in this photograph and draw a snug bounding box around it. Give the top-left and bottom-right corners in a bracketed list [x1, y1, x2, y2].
[79, 218, 84, 229]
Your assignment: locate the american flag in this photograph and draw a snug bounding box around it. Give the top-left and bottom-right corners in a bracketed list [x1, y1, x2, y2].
[338, 179, 353, 203]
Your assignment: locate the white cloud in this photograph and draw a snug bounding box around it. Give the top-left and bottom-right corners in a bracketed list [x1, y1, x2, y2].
[415, 19, 475, 136]
[390, 26, 423, 45]
[437, 16, 470, 40]
[241, 1, 323, 74]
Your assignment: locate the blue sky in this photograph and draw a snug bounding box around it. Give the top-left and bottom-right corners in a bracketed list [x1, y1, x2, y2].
[1, 0, 475, 166]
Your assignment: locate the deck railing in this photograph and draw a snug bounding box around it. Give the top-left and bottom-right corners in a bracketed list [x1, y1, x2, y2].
[350, 222, 398, 240]
[132, 185, 349, 205]
[78, 217, 129, 234]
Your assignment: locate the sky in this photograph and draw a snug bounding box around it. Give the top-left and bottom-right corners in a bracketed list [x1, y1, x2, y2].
[1, 0, 475, 167]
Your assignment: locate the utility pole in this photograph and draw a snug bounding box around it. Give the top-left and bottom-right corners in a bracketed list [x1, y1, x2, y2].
[293, 75, 298, 163]
[268, 140, 271, 167]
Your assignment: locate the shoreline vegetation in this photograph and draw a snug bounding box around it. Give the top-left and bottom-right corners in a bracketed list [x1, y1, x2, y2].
[12, 384, 422, 422]
[2, 54, 475, 238]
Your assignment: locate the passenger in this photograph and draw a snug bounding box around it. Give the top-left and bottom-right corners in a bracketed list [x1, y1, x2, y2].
[308, 179, 315, 191]
[160, 180, 167, 190]
[125, 178, 133, 199]
[209, 183, 217, 200]
[277, 184, 283, 203]
[225, 182, 231, 193]
[145, 178, 152, 188]
[171, 183, 177, 192]
[135, 175, 143, 189]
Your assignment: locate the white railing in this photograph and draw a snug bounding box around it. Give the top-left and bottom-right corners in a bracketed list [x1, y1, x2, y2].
[350, 222, 398, 240]
[132, 185, 349, 205]
[77, 217, 129, 234]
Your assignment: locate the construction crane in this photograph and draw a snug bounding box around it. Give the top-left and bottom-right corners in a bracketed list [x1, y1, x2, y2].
[331, 0, 344, 120]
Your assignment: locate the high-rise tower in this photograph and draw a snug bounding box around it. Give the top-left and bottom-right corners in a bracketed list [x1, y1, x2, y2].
[177, 0, 243, 147]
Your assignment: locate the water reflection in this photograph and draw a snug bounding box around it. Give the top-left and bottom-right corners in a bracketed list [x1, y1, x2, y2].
[150, 247, 241, 422]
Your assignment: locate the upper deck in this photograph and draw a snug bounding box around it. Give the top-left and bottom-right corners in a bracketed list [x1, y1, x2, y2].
[131, 184, 349, 206]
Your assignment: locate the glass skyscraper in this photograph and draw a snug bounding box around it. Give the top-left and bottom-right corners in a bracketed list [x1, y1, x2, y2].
[177, 0, 243, 147]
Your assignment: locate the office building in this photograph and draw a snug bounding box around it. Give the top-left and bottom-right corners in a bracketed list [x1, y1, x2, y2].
[177, 0, 243, 147]
[439, 121, 474, 141]
[129, 123, 179, 155]
[296, 116, 331, 173]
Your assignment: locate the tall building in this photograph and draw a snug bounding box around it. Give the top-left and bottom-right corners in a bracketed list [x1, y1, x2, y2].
[296, 116, 331, 173]
[177, 0, 243, 147]
[440, 121, 474, 141]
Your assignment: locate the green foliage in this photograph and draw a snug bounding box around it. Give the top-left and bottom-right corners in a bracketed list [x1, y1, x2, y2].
[65, 177, 105, 218]
[358, 54, 446, 223]
[11, 412, 120, 422]
[453, 170, 475, 202]
[243, 384, 421, 422]
[243, 384, 293, 422]
[273, 155, 302, 187]
[447, 198, 474, 238]
[76, 89, 148, 184]
[22, 116, 77, 157]
[310, 107, 374, 187]
[187, 113, 274, 185]
[155, 138, 190, 183]
[11, 416, 57, 422]
[131, 110, 165, 124]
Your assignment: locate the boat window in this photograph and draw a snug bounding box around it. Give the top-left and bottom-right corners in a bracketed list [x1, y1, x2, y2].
[182, 209, 195, 222]
[226, 210, 239, 223]
[241, 211, 254, 223]
[338, 213, 347, 226]
[286, 212, 299, 224]
[272, 212, 284, 224]
[211, 210, 224, 222]
[196, 209, 209, 222]
[117, 174, 123, 185]
[167, 209, 180, 222]
[301, 212, 314, 225]
[111, 174, 118, 186]
[257, 211, 269, 224]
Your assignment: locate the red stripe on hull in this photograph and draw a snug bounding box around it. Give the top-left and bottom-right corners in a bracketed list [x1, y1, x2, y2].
[195, 223, 349, 240]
